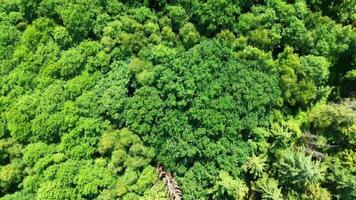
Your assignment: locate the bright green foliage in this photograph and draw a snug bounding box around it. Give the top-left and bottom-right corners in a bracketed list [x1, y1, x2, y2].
[98, 128, 154, 171]
[20, 17, 55, 50]
[309, 101, 356, 147]
[0, 139, 23, 194]
[94, 61, 130, 122]
[187, 0, 241, 34]
[323, 149, 356, 200]
[208, 171, 248, 200]
[98, 129, 157, 199]
[277, 46, 330, 108]
[0, 24, 21, 59]
[58, 1, 100, 42]
[242, 154, 267, 179]
[179, 22, 201, 48]
[52, 26, 72, 49]
[166, 5, 188, 31]
[253, 175, 283, 200]
[274, 148, 325, 189]
[0, 191, 34, 200]
[0, 128, 164, 199]
[0, 0, 354, 199]
[301, 183, 332, 200]
[139, 181, 167, 200]
[0, 160, 23, 194]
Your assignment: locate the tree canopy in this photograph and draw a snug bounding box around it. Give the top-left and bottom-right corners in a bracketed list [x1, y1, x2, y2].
[0, 0, 355, 199]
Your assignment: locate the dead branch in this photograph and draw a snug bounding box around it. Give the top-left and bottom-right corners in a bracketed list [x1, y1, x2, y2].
[157, 165, 182, 200]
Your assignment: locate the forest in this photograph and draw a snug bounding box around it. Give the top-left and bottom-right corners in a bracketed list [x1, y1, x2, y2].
[0, 0, 355, 199]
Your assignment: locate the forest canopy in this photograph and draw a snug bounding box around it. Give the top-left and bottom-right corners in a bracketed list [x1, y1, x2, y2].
[0, 0, 355, 200]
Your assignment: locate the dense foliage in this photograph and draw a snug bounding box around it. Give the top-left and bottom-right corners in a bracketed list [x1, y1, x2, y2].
[0, 0, 355, 199]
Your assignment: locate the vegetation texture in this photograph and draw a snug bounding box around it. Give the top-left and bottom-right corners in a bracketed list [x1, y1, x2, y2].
[0, 0, 355, 199]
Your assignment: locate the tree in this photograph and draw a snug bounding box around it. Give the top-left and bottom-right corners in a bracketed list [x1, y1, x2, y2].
[0, 23, 21, 59]
[187, 0, 241, 34]
[301, 183, 331, 200]
[125, 40, 280, 198]
[277, 46, 330, 109]
[208, 171, 248, 200]
[253, 175, 283, 200]
[309, 101, 356, 148]
[274, 148, 325, 190]
[179, 22, 200, 49]
[57, 1, 100, 42]
[242, 154, 267, 179]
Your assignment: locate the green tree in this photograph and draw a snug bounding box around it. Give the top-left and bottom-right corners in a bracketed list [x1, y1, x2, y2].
[125, 40, 280, 198]
[253, 175, 283, 200]
[274, 148, 325, 190]
[208, 171, 248, 200]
